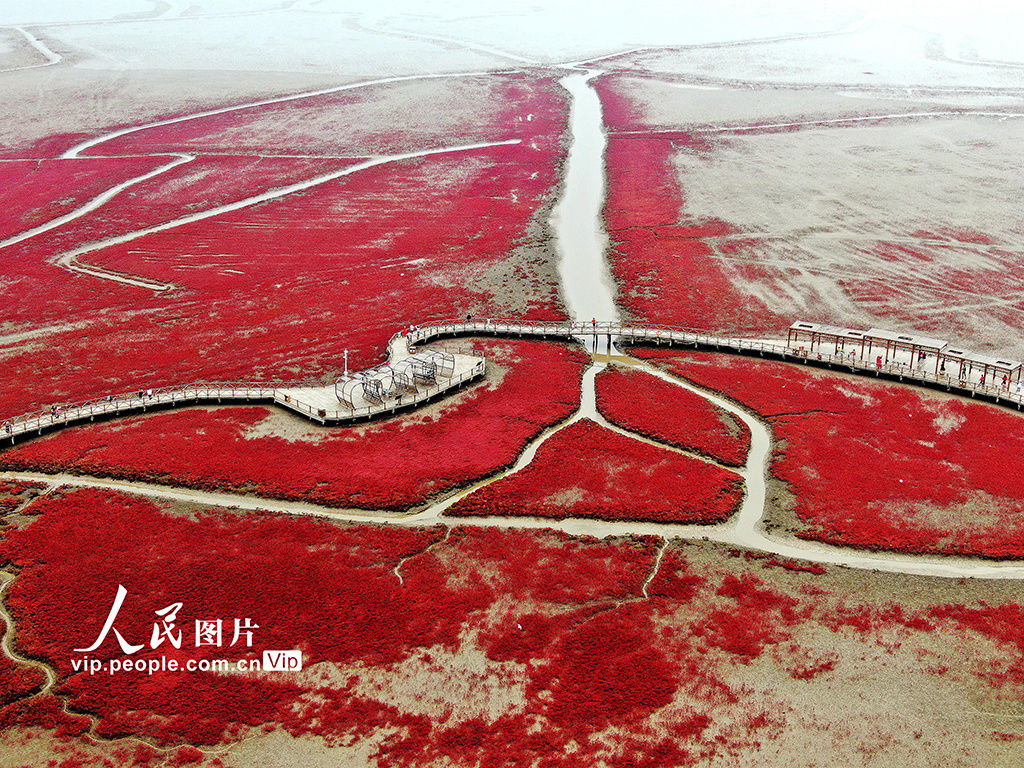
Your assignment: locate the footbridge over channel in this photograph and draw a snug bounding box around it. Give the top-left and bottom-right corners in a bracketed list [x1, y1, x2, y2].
[4, 318, 1024, 446]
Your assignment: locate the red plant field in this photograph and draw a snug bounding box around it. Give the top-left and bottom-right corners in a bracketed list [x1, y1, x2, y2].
[637, 348, 1024, 558]
[445, 418, 744, 523]
[2, 488, 1021, 765]
[595, 364, 750, 465]
[95, 74, 554, 158]
[0, 488, 737, 764]
[0, 340, 587, 510]
[594, 75, 785, 334]
[0, 73, 568, 421]
[0, 156, 165, 240]
[0, 615, 46, 707]
[22, 154, 365, 257]
[0, 479, 45, 515]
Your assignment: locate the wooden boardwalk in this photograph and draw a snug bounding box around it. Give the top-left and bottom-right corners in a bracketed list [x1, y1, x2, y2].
[4, 318, 1023, 445]
[411, 318, 1024, 404]
[2, 337, 485, 444]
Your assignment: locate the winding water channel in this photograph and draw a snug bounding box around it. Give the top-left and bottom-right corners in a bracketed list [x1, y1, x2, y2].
[550, 69, 618, 325]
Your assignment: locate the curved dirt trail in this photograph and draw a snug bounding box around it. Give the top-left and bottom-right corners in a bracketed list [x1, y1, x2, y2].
[1, 68, 522, 289]
[52, 138, 520, 291]
[0, 571, 56, 695]
[624, 357, 771, 541]
[0, 26, 62, 73]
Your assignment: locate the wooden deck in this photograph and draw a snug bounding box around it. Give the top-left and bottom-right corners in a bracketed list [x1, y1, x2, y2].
[4, 318, 1023, 446]
[2, 337, 485, 444]
[411, 318, 1024, 404]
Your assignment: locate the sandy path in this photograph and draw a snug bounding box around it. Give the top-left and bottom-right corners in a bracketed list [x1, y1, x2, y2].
[52, 138, 520, 291]
[0, 68, 522, 290]
[0, 26, 61, 73]
[0, 571, 56, 694]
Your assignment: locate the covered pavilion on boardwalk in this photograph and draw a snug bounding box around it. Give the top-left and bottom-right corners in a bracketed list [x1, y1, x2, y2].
[786, 321, 1023, 388]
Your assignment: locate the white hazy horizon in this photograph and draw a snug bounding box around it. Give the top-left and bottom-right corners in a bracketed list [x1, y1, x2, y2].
[2, 0, 1023, 74]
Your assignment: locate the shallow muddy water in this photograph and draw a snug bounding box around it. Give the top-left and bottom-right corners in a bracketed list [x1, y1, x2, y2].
[549, 69, 618, 324]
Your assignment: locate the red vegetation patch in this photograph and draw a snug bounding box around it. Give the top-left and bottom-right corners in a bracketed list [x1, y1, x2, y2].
[5, 491, 1017, 765]
[743, 550, 827, 576]
[692, 573, 800, 660]
[0, 479, 46, 514]
[533, 605, 678, 728]
[0, 341, 587, 510]
[0, 157, 164, 239]
[31, 154, 364, 256]
[0, 490, 784, 765]
[96, 74, 554, 157]
[601, 135, 783, 333]
[445, 418, 744, 524]
[929, 604, 1024, 686]
[0, 74, 567, 419]
[0, 488, 476, 745]
[0, 692, 91, 739]
[0, 616, 47, 705]
[638, 349, 1024, 558]
[595, 364, 750, 465]
[594, 76, 785, 334]
[453, 527, 661, 604]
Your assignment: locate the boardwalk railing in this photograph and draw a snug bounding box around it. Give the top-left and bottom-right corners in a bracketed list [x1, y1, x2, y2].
[403, 318, 1024, 407]
[6, 318, 1024, 446]
[2, 359, 486, 444]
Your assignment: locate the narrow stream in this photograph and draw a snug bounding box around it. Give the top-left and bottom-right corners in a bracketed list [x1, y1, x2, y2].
[550, 69, 619, 324]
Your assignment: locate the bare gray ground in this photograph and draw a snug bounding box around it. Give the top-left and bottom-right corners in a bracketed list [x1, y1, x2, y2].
[602, 25, 1024, 356]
